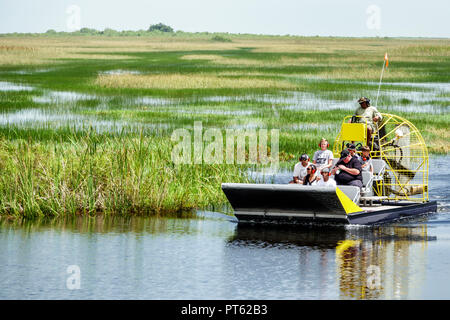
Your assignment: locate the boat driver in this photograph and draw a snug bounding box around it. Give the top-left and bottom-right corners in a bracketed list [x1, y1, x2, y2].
[352, 97, 382, 147]
[331, 149, 363, 188]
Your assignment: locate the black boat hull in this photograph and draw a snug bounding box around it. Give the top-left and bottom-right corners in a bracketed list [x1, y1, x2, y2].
[221, 183, 438, 225]
[233, 200, 437, 225]
[347, 200, 437, 225]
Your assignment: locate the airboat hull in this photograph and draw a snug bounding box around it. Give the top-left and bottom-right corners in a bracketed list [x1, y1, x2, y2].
[346, 200, 437, 225]
[221, 183, 437, 225]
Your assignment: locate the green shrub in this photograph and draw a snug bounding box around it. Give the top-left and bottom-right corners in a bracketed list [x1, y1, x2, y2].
[211, 35, 232, 42]
[148, 23, 174, 33]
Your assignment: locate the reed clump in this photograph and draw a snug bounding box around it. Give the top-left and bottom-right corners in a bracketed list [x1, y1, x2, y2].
[0, 131, 248, 218]
[95, 73, 298, 90]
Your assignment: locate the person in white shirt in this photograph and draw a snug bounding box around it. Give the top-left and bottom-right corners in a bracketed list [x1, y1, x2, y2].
[316, 167, 337, 187]
[289, 154, 310, 184]
[313, 138, 334, 171]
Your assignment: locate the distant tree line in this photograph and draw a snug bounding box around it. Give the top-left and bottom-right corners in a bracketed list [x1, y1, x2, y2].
[29, 24, 233, 42]
[1, 23, 295, 42]
[42, 23, 176, 36]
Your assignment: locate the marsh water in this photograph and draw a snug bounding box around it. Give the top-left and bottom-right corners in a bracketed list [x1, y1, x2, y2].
[0, 80, 448, 134]
[0, 155, 448, 300]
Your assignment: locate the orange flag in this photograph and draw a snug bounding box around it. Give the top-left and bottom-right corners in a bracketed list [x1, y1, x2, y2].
[384, 52, 389, 68]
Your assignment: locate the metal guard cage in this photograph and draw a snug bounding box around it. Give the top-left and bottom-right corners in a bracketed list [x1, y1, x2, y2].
[333, 113, 429, 203]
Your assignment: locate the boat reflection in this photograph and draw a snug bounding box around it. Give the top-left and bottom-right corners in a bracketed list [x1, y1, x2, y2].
[336, 225, 436, 299]
[229, 223, 436, 299]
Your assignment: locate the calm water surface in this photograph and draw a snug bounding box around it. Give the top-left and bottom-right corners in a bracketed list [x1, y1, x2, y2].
[0, 156, 449, 300]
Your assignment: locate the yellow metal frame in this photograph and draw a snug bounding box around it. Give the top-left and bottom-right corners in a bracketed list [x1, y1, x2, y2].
[333, 113, 429, 203]
[340, 123, 367, 142]
[333, 115, 368, 157]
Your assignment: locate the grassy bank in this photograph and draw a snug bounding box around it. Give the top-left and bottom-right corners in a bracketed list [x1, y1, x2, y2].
[0, 34, 448, 217]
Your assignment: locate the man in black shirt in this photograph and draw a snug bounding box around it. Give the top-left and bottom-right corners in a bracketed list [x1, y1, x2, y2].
[331, 149, 363, 188]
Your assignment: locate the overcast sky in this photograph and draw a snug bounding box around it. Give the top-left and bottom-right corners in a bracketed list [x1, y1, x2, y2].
[0, 0, 448, 37]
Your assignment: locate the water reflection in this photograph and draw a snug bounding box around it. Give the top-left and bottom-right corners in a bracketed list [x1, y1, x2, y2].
[229, 223, 436, 299]
[0, 212, 202, 235]
[0, 81, 34, 91]
[0, 108, 174, 134]
[339, 225, 436, 299]
[0, 214, 238, 299]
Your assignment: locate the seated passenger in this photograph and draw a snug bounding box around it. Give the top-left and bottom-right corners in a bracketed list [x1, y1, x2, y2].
[316, 167, 337, 187]
[331, 150, 363, 188]
[303, 164, 320, 186]
[289, 154, 310, 184]
[347, 143, 362, 163]
[313, 138, 334, 171]
[360, 146, 373, 174]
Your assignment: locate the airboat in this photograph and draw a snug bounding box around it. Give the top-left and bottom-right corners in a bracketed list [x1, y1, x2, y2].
[222, 113, 437, 225]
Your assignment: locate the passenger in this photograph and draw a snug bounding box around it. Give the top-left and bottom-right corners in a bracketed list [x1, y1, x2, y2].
[289, 154, 310, 184]
[316, 167, 337, 187]
[360, 146, 374, 174]
[331, 149, 363, 188]
[347, 143, 362, 163]
[352, 97, 382, 147]
[303, 164, 320, 186]
[313, 138, 334, 171]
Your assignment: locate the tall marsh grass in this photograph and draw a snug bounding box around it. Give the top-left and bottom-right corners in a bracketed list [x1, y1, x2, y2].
[0, 130, 249, 218]
[95, 73, 299, 90]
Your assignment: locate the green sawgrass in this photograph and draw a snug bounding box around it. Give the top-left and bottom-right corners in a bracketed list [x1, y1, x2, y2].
[0, 129, 250, 218]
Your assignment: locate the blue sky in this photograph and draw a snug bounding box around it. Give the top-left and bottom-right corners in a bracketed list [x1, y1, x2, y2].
[0, 0, 448, 37]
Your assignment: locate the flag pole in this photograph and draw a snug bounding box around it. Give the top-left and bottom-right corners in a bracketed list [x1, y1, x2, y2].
[375, 56, 386, 109]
